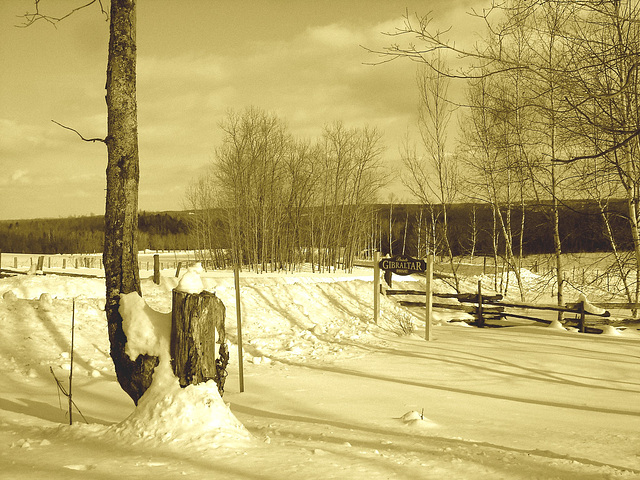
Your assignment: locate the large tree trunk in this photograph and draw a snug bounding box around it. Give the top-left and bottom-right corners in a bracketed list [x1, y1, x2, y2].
[103, 0, 158, 405]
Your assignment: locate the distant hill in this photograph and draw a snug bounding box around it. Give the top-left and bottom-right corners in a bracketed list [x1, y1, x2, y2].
[0, 201, 633, 256]
[0, 211, 191, 254]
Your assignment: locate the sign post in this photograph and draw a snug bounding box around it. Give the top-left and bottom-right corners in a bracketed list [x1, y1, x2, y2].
[377, 254, 433, 341]
[373, 251, 380, 324]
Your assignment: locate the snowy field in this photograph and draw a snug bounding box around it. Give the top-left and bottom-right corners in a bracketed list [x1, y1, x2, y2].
[0, 259, 639, 479]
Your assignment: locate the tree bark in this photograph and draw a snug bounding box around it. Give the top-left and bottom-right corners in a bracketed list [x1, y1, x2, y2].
[171, 290, 228, 395]
[103, 0, 158, 405]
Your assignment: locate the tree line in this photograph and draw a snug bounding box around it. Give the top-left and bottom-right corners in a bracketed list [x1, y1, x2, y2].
[0, 212, 189, 254]
[0, 200, 636, 263]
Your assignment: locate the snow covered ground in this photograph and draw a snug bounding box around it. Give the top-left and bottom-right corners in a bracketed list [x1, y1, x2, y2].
[0, 261, 639, 479]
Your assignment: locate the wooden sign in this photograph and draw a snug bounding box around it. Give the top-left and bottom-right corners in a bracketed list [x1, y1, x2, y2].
[378, 255, 427, 276]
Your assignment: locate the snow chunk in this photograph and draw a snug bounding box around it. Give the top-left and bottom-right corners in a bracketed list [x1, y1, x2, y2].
[601, 325, 622, 336]
[548, 319, 567, 330]
[401, 410, 424, 422]
[63, 464, 95, 471]
[119, 292, 171, 361]
[176, 263, 204, 294]
[576, 293, 606, 315]
[2, 290, 17, 301]
[39, 292, 53, 309]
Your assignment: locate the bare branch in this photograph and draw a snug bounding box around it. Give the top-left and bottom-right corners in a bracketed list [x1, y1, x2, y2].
[553, 128, 640, 164]
[52, 120, 106, 143]
[17, 0, 108, 28]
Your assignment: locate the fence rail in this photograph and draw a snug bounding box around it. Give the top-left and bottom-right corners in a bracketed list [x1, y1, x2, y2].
[385, 282, 616, 333]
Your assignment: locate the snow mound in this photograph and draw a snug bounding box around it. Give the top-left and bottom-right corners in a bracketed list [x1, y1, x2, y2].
[110, 378, 251, 450]
[0, 275, 105, 299]
[601, 325, 622, 336]
[400, 410, 438, 429]
[548, 319, 567, 330]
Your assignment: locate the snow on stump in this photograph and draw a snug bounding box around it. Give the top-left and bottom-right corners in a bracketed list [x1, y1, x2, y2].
[170, 288, 228, 396]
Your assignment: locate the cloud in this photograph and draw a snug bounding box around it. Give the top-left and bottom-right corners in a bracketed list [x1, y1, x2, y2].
[305, 23, 366, 48]
[11, 169, 30, 184]
[0, 119, 53, 154]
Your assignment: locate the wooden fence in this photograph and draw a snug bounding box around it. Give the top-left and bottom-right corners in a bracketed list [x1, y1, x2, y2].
[385, 281, 617, 334]
[0, 253, 196, 282]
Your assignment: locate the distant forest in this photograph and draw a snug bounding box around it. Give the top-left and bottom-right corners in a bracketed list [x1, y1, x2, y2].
[0, 201, 633, 257]
[0, 211, 190, 254]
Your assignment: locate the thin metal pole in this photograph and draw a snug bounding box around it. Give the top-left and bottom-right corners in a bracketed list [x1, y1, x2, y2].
[234, 265, 245, 392]
[69, 298, 75, 425]
[425, 256, 433, 341]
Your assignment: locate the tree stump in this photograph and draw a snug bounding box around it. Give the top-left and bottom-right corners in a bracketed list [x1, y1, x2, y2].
[170, 289, 228, 395]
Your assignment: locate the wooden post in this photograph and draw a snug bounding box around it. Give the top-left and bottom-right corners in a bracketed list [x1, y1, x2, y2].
[170, 289, 228, 395]
[234, 265, 245, 393]
[373, 251, 381, 324]
[153, 254, 160, 285]
[477, 280, 484, 328]
[63, 258, 67, 269]
[36, 256, 45, 272]
[579, 301, 586, 333]
[425, 255, 433, 341]
[175, 261, 183, 278]
[14, 257, 17, 269]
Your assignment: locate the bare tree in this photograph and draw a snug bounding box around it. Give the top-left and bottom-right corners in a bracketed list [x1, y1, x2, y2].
[314, 122, 385, 271]
[212, 108, 291, 272]
[401, 53, 461, 290]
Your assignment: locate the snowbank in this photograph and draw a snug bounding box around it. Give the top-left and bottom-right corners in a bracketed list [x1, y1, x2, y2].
[2, 267, 640, 479]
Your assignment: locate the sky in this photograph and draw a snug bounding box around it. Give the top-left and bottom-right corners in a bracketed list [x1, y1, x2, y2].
[0, 0, 484, 220]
